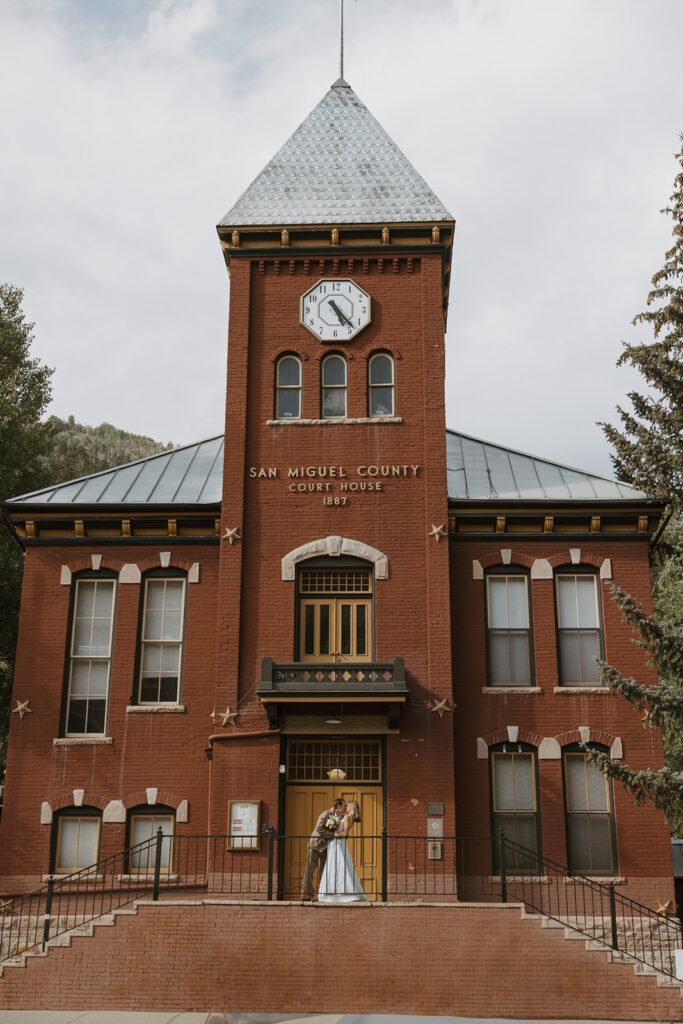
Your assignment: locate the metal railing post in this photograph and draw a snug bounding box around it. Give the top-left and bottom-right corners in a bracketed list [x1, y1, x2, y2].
[264, 826, 275, 901]
[498, 829, 507, 903]
[381, 829, 387, 902]
[42, 877, 54, 950]
[609, 882, 618, 950]
[152, 828, 163, 902]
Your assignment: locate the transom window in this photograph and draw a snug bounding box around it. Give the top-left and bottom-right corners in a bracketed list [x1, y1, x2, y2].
[490, 747, 541, 872]
[486, 574, 532, 685]
[368, 352, 395, 416]
[55, 812, 101, 873]
[138, 576, 186, 704]
[556, 574, 602, 685]
[66, 577, 116, 736]
[564, 749, 616, 874]
[275, 354, 302, 419]
[129, 812, 175, 874]
[286, 740, 381, 782]
[300, 569, 371, 593]
[321, 354, 348, 418]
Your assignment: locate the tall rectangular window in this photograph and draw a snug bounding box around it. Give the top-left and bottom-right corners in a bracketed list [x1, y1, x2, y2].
[556, 574, 602, 685]
[564, 750, 616, 873]
[486, 574, 532, 685]
[491, 749, 540, 872]
[139, 577, 186, 703]
[66, 578, 116, 735]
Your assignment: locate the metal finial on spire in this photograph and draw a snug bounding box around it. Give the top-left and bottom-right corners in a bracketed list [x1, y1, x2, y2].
[340, 0, 344, 80]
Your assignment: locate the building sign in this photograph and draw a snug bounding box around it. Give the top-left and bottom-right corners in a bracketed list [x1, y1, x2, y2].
[249, 464, 421, 503]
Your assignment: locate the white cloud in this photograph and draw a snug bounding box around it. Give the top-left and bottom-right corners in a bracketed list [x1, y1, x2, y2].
[0, 0, 681, 476]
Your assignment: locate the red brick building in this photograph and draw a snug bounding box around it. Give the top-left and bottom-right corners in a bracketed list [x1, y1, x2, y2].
[0, 78, 673, 911]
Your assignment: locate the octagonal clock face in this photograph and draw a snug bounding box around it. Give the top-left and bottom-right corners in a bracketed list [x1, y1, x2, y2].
[300, 279, 371, 343]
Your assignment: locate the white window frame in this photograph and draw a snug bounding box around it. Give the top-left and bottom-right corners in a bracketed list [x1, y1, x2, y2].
[65, 577, 116, 737]
[556, 573, 603, 686]
[138, 576, 186, 705]
[368, 352, 395, 417]
[485, 573, 532, 686]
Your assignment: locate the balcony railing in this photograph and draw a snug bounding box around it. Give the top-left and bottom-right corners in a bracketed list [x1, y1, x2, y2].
[258, 656, 409, 727]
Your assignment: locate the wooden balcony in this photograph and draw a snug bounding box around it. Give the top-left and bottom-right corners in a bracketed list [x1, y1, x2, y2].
[257, 656, 409, 729]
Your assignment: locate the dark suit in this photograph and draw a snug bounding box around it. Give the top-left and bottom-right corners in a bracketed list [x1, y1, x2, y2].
[301, 808, 335, 899]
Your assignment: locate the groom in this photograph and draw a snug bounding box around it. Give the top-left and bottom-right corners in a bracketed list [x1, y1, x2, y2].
[301, 797, 346, 901]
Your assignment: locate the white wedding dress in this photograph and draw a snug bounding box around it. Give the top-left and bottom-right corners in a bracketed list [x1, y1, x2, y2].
[318, 825, 367, 903]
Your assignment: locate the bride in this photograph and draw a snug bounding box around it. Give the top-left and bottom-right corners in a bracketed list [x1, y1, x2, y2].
[318, 800, 367, 903]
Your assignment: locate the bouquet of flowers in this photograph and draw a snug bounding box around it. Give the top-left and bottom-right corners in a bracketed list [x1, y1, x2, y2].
[323, 815, 340, 834]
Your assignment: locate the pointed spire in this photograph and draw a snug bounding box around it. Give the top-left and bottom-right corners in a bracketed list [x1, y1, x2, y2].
[219, 82, 452, 228]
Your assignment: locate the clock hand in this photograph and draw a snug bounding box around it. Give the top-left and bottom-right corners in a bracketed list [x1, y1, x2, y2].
[328, 299, 353, 327]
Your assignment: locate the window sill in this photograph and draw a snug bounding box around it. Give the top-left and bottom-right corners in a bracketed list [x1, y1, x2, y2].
[53, 737, 113, 746]
[564, 875, 625, 884]
[267, 416, 403, 426]
[553, 687, 612, 695]
[489, 875, 550, 884]
[117, 874, 179, 882]
[126, 705, 186, 714]
[43, 874, 104, 882]
[481, 687, 542, 695]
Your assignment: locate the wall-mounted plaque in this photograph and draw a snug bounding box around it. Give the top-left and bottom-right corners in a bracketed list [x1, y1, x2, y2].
[228, 800, 260, 850]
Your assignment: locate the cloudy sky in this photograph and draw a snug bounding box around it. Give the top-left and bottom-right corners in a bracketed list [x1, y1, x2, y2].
[1, 0, 681, 478]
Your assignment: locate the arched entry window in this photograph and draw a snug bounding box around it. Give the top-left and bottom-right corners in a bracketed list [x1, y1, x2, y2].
[53, 807, 101, 873]
[127, 805, 175, 874]
[321, 354, 347, 418]
[298, 560, 372, 662]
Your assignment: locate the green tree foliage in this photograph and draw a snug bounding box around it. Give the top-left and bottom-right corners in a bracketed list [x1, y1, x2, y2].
[583, 138, 683, 830]
[0, 284, 54, 769]
[44, 415, 173, 483]
[0, 284, 174, 772]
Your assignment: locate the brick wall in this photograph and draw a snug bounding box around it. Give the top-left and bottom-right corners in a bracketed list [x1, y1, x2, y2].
[1, 901, 680, 1017]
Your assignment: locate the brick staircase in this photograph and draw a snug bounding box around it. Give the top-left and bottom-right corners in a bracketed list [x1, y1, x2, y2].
[1, 898, 682, 1016]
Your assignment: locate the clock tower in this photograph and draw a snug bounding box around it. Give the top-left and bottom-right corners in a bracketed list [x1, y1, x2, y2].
[210, 77, 456, 875]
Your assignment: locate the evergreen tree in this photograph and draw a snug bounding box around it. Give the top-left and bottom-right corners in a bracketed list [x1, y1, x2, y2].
[583, 138, 683, 830]
[0, 284, 54, 770]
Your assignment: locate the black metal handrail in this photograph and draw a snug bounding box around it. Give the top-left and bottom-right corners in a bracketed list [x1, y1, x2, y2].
[496, 831, 682, 978]
[2, 830, 679, 979]
[0, 832, 166, 963]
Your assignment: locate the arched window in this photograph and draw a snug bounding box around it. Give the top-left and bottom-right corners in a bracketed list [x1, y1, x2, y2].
[368, 352, 395, 417]
[137, 570, 187, 705]
[490, 743, 541, 872]
[65, 571, 117, 736]
[275, 354, 302, 419]
[321, 354, 347, 418]
[563, 746, 616, 873]
[485, 571, 533, 685]
[53, 808, 101, 873]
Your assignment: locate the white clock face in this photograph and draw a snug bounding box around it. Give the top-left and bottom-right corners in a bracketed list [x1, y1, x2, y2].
[300, 279, 371, 343]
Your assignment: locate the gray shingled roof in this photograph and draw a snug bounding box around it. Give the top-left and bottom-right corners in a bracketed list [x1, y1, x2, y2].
[6, 431, 645, 507]
[446, 430, 646, 501]
[218, 79, 453, 228]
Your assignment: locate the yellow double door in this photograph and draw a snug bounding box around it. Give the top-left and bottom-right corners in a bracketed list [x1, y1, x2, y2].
[284, 785, 383, 901]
